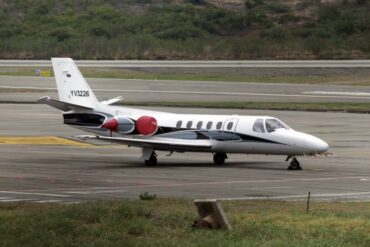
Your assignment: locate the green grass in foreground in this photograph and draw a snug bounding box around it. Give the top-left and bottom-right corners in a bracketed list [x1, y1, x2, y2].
[121, 101, 370, 113]
[0, 199, 369, 246]
[1, 67, 370, 85]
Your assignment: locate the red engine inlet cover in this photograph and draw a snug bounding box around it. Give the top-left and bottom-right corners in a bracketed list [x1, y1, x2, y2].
[136, 116, 158, 136]
[102, 118, 118, 132]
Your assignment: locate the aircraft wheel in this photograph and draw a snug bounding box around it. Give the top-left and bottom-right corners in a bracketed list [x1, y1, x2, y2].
[145, 153, 157, 167]
[288, 158, 302, 170]
[213, 153, 227, 165]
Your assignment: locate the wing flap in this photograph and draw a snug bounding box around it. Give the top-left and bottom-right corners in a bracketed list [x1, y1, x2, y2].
[82, 135, 213, 152]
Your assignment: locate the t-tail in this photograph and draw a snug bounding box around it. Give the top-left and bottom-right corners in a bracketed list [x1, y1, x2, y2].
[51, 58, 98, 109]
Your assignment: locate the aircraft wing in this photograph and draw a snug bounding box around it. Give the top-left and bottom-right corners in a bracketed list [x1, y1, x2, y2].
[81, 135, 213, 152]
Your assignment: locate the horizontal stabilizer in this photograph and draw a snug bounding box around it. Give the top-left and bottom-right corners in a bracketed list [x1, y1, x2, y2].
[38, 96, 93, 111]
[100, 96, 124, 105]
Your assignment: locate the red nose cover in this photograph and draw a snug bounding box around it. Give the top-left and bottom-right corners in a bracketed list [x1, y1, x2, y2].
[136, 116, 158, 135]
[102, 118, 118, 132]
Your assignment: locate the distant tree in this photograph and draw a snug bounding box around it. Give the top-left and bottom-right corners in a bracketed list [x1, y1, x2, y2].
[188, 0, 206, 4]
[356, 0, 367, 4]
[245, 0, 264, 10]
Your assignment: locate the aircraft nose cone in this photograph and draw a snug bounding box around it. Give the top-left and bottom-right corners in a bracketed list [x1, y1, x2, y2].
[315, 138, 329, 153]
[295, 132, 329, 154]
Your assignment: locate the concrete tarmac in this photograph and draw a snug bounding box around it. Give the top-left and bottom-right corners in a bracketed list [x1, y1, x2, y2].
[0, 104, 369, 203]
[1, 76, 370, 103]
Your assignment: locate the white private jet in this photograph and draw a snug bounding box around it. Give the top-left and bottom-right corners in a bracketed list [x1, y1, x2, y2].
[39, 58, 329, 170]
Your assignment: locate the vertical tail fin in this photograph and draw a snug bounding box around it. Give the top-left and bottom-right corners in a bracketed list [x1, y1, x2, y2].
[52, 58, 98, 109]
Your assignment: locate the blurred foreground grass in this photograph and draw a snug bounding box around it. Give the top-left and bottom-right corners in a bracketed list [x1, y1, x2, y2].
[0, 199, 369, 246]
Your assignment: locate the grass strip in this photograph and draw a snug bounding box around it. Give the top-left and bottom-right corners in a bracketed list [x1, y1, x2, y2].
[1, 100, 370, 114]
[1, 68, 370, 85]
[0, 199, 369, 246]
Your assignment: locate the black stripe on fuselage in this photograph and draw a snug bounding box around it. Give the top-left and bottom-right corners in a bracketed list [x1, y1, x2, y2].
[155, 127, 285, 145]
[237, 133, 283, 144]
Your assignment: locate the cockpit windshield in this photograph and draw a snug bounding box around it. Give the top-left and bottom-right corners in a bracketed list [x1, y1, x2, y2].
[265, 118, 289, 133]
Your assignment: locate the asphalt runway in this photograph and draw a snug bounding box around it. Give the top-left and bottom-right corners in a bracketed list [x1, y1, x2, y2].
[1, 76, 370, 103]
[0, 104, 369, 203]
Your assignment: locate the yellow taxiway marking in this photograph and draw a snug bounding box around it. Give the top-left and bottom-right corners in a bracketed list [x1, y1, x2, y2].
[0, 136, 92, 146]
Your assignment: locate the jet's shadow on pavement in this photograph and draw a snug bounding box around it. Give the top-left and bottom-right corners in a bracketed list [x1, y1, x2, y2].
[94, 160, 288, 171]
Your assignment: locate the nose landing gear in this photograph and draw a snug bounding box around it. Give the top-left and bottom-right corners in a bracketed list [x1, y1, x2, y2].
[286, 156, 302, 170]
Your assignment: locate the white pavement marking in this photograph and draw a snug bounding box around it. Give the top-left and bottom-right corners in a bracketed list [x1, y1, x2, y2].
[304, 91, 370, 97]
[63, 176, 369, 193]
[0, 86, 56, 90]
[64, 191, 91, 195]
[0, 197, 12, 200]
[0, 199, 33, 202]
[33, 200, 62, 203]
[213, 191, 370, 201]
[0, 191, 70, 197]
[66, 189, 128, 194]
[2, 86, 370, 100]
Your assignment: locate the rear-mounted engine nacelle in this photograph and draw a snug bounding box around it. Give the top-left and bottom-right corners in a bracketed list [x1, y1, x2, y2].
[135, 115, 158, 136]
[102, 117, 135, 134]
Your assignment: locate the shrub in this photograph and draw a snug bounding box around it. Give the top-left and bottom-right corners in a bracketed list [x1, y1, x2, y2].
[139, 192, 157, 200]
[49, 27, 76, 42]
[260, 26, 288, 41]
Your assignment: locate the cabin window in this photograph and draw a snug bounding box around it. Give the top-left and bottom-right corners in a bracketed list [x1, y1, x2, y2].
[197, 121, 203, 129]
[265, 118, 288, 133]
[206, 121, 212, 129]
[216, 121, 222, 130]
[253, 118, 265, 133]
[227, 122, 233, 130]
[186, 121, 193, 128]
[176, 120, 182, 128]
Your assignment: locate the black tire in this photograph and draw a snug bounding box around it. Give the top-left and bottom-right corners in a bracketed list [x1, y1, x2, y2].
[145, 154, 157, 167]
[288, 158, 301, 170]
[213, 153, 227, 165]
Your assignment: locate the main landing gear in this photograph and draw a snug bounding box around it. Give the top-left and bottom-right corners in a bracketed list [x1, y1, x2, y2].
[286, 156, 302, 170]
[145, 152, 157, 167]
[213, 153, 228, 165]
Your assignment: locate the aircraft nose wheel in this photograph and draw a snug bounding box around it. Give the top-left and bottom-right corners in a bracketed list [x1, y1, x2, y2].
[287, 157, 302, 170]
[213, 153, 227, 165]
[145, 152, 157, 167]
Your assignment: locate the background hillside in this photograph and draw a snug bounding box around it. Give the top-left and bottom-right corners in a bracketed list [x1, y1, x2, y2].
[0, 0, 369, 59]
